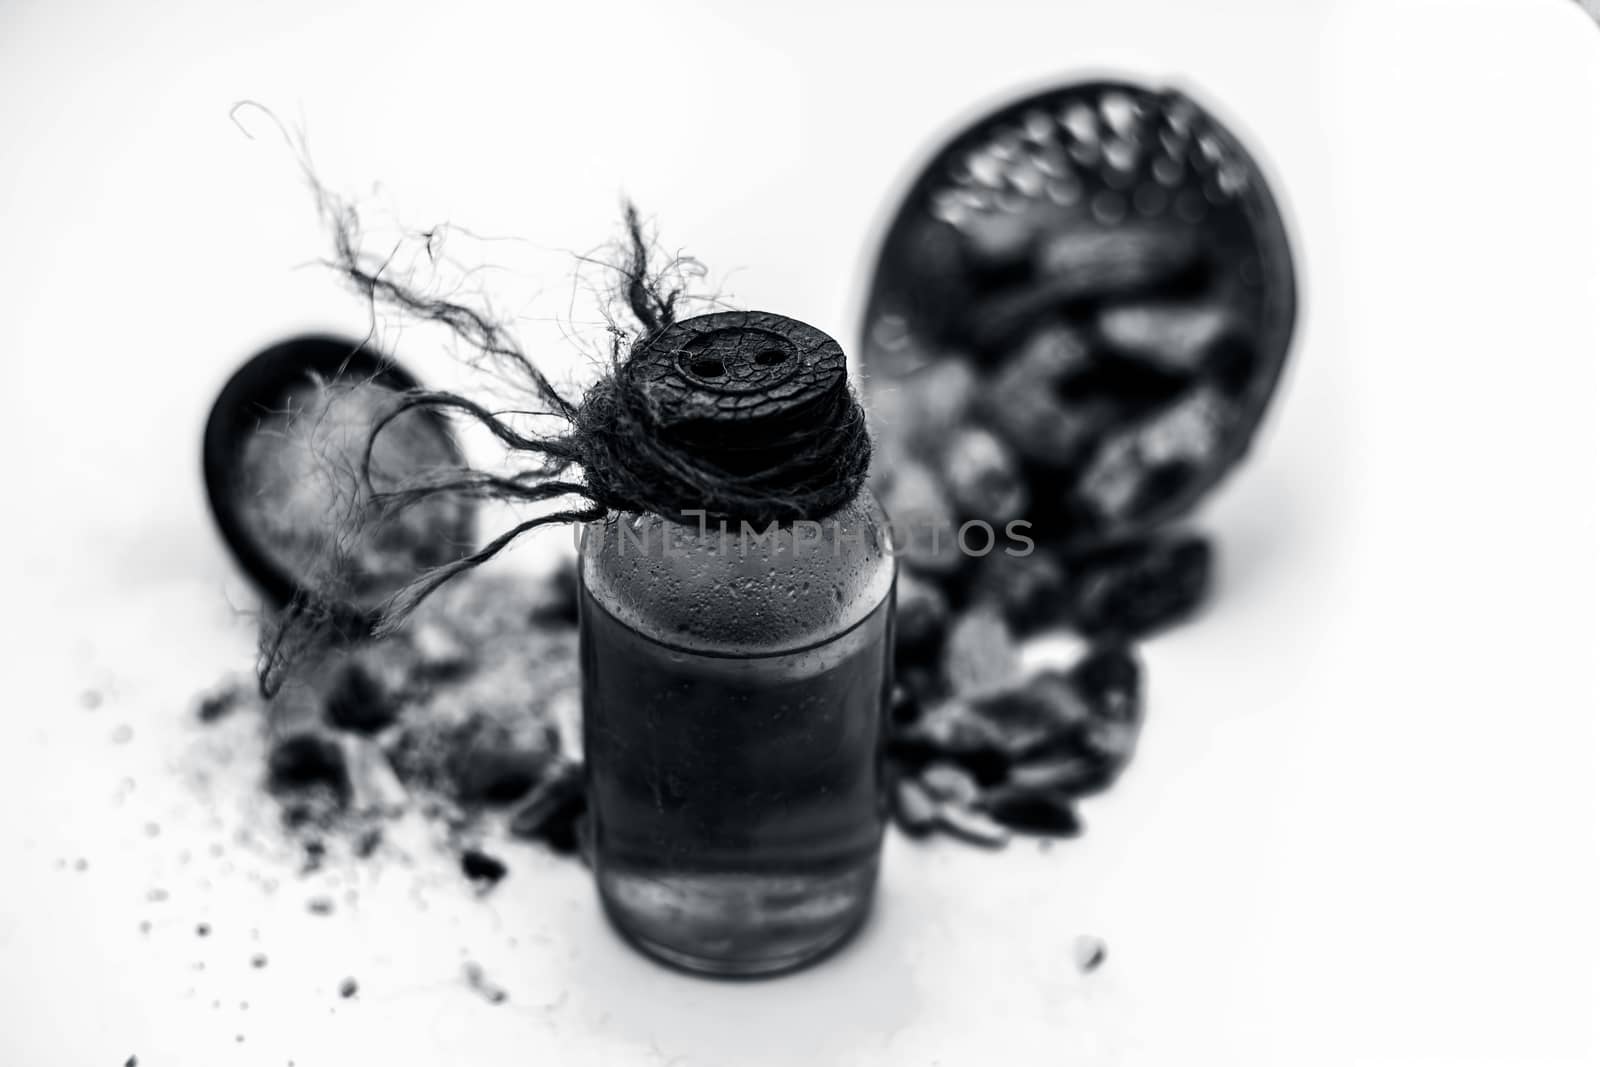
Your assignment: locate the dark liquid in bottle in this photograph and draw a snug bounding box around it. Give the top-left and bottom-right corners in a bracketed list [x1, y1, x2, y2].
[581, 582, 893, 976]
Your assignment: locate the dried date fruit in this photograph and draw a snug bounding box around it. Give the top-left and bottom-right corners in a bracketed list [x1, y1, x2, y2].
[934, 803, 1011, 848]
[969, 550, 1067, 631]
[879, 357, 979, 451]
[969, 672, 1092, 758]
[1004, 751, 1114, 795]
[1074, 386, 1230, 528]
[982, 785, 1083, 836]
[894, 573, 950, 661]
[979, 325, 1105, 467]
[1068, 533, 1212, 637]
[880, 461, 963, 575]
[919, 761, 982, 807]
[941, 605, 1022, 696]
[892, 776, 940, 837]
[938, 426, 1030, 526]
[975, 221, 1204, 348]
[1096, 300, 1247, 376]
[897, 697, 1008, 756]
[1068, 643, 1142, 726]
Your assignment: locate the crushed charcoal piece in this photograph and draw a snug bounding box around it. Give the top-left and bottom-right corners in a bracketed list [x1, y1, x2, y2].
[197, 683, 247, 723]
[460, 848, 508, 888]
[919, 761, 981, 807]
[322, 660, 400, 735]
[969, 550, 1067, 631]
[941, 605, 1022, 697]
[110, 724, 133, 744]
[938, 426, 1029, 526]
[250, 953, 268, 968]
[508, 762, 586, 851]
[983, 786, 1083, 836]
[528, 561, 580, 626]
[1067, 534, 1212, 637]
[125, 1057, 137, 1067]
[893, 573, 950, 661]
[1073, 934, 1107, 973]
[300, 837, 327, 874]
[81, 689, 103, 710]
[266, 733, 351, 801]
[892, 777, 940, 837]
[338, 977, 358, 999]
[890, 729, 1010, 788]
[1078, 718, 1140, 771]
[935, 803, 1011, 848]
[353, 827, 383, 858]
[447, 716, 559, 805]
[408, 621, 471, 679]
[463, 961, 508, 1004]
[306, 896, 335, 916]
[196, 923, 211, 937]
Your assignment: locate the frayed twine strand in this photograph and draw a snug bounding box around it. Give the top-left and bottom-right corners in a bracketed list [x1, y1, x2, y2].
[234, 104, 869, 695]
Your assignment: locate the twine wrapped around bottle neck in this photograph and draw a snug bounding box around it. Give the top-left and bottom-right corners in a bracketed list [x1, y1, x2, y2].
[576, 310, 871, 526]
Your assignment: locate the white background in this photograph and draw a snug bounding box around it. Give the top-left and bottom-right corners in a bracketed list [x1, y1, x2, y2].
[1, 0, 1596, 1064]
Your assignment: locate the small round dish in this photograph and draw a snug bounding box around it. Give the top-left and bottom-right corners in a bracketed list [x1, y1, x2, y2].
[202, 334, 476, 619]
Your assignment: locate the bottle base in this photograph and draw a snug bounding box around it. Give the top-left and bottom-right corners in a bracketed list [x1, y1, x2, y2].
[596, 864, 878, 978]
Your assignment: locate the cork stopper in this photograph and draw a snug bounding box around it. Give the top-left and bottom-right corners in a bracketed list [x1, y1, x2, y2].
[628, 311, 849, 446]
[576, 309, 869, 524]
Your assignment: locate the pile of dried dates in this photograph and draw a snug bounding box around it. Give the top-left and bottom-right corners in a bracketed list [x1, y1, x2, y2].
[864, 79, 1297, 846]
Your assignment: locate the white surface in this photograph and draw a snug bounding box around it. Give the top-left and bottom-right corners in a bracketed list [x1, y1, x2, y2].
[2, 0, 1597, 1064]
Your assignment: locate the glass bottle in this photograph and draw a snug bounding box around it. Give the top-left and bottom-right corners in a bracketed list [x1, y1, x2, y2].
[578, 312, 896, 977]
